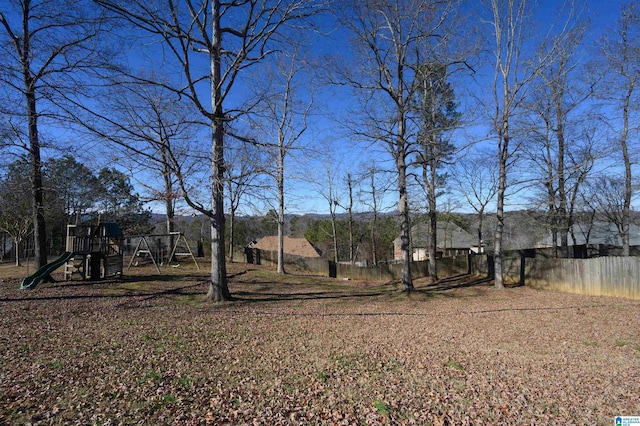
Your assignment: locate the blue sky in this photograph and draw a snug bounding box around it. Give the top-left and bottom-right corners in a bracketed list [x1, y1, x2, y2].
[2, 0, 636, 219]
[125, 0, 639, 217]
[268, 0, 637, 216]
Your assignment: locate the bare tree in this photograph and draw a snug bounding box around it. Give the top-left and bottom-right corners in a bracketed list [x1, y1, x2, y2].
[483, 0, 525, 288]
[363, 167, 380, 265]
[325, 167, 341, 264]
[0, 0, 110, 269]
[249, 48, 313, 273]
[435, 195, 464, 255]
[565, 128, 598, 246]
[225, 139, 265, 262]
[0, 122, 14, 165]
[97, 0, 323, 300]
[358, 164, 394, 265]
[451, 151, 499, 253]
[331, 172, 359, 263]
[0, 159, 33, 266]
[345, 173, 355, 263]
[584, 175, 630, 247]
[91, 82, 198, 261]
[597, 1, 639, 256]
[336, 0, 457, 291]
[482, 0, 566, 288]
[521, 6, 594, 257]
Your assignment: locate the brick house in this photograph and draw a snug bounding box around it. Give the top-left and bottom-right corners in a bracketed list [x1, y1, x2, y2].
[394, 221, 476, 261]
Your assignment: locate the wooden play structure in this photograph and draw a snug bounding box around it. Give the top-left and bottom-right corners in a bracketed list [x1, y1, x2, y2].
[63, 223, 124, 281]
[20, 222, 124, 290]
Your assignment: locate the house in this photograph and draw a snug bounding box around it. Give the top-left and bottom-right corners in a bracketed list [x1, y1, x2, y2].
[251, 236, 321, 258]
[538, 221, 640, 247]
[394, 221, 476, 261]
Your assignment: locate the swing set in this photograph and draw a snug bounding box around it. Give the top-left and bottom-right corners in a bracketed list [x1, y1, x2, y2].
[127, 231, 199, 273]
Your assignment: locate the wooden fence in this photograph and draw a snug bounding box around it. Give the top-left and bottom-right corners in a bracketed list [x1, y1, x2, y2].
[471, 255, 640, 300]
[245, 247, 469, 282]
[244, 249, 639, 299]
[524, 257, 640, 299]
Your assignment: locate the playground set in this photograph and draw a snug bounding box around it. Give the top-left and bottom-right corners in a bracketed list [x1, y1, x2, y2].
[20, 223, 124, 290]
[20, 224, 200, 290]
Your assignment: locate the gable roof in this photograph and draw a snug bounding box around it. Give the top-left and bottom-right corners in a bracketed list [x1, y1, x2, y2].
[404, 221, 476, 249]
[253, 236, 321, 258]
[539, 221, 640, 246]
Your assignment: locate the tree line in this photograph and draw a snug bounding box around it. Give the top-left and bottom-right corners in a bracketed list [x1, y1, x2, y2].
[0, 0, 637, 299]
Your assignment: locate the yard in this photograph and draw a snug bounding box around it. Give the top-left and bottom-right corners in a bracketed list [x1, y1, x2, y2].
[0, 260, 638, 425]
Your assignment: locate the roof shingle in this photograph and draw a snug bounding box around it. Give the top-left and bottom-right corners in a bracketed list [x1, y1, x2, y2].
[253, 236, 320, 258]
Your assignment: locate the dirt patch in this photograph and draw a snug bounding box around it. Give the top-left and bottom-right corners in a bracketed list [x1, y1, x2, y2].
[1, 261, 638, 425]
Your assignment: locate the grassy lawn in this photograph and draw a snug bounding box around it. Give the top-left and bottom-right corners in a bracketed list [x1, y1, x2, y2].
[1, 260, 638, 425]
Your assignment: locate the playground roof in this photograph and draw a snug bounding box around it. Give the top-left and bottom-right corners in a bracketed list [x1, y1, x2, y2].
[100, 222, 123, 238]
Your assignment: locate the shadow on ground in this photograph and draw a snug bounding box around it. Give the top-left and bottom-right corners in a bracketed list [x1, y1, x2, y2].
[1, 265, 501, 310]
[230, 272, 496, 305]
[0, 274, 206, 306]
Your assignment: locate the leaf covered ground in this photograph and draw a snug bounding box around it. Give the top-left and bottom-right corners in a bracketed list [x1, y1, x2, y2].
[1, 261, 638, 425]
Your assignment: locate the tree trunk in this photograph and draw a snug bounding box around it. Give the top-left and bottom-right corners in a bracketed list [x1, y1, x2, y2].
[10, 1, 47, 270]
[25, 85, 47, 269]
[207, 211, 230, 301]
[277, 219, 284, 273]
[477, 208, 484, 254]
[547, 182, 558, 258]
[396, 93, 413, 292]
[370, 171, 378, 266]
[429, 208, 437, 281]
[370, 215, 377, 265]
[494, 193, 505, 288]
[555, 102, 569, 258]
[166, 216, 175, 263]
[207, 141, 230, 301]
[277, 158, 285, 274]
[398, 161, 413, 292]
[228, 209, 235, 263]
[621, 85, 632, 257]
[206, 0, 230, 301]
[14, 238, 21, 267]
[347, 174, 354, 264]
[494, 122, 508, 290]
[424, 155, 438, 281]
[426, 146, 438, 281]
[162, 150, 176, 262]
[331, 209, 338, 264]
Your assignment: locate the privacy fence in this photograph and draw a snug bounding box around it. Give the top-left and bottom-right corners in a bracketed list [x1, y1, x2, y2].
[244, 247, 468, 282]
[244, 247, 640, 300]
[471, 255, 640, 300]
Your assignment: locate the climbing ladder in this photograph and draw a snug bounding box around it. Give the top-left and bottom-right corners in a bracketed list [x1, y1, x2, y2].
[64, 253, 88, 280]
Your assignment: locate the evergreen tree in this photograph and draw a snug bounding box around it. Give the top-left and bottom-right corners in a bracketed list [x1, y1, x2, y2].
[411, 62, 460, 280]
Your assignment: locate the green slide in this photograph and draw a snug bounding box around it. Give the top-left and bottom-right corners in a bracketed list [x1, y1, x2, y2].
[20, 252, 77, 290]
